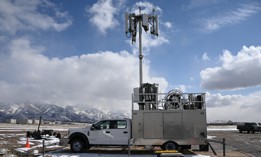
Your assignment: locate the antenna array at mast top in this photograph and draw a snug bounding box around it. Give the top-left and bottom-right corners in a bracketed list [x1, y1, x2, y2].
[125, 9, 159, 44]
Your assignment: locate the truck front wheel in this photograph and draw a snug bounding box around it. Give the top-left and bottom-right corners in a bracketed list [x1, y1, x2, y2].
[161, 141, 179, 150]
[70, 138, 85, 153]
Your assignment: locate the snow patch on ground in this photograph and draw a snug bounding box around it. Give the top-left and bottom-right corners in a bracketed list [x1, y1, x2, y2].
[207, 125, 237, 131]
[15, 136, 61, 155]
[207, 135, 216, 139]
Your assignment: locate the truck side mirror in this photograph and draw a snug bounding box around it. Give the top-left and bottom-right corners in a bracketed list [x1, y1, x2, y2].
[91, 124, 95, 130]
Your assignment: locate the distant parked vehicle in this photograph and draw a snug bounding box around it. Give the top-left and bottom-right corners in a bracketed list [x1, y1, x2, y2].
[237, 122, 261, 134]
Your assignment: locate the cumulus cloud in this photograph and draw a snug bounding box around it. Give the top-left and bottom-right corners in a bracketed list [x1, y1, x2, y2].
[206, 92, 261, 122]
[176, 85, 187, 92]
[200, 46, 261, 90]
[201, 3, 261, 32]
[129, 30, 169, 55]
[0, 37, 168, 112]
[130, 1, 162, 14]
[87, 0, 119, 34]
[0, 0, 72, 34]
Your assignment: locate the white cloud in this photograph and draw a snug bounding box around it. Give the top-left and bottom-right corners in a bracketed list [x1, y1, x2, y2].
[0, 37, 168, 112]
[130, 1, 162, 14]
[0, 0, 72, 34]
[202, 52, 210, 61]
[206, 92, 261, 122]
[201, 3, 261, 32]
[87, 0, 119, 34]
[176, 85, 187, 92]
[200, 46, 261, 90]
[186, 0, 219, 9]
[163, 22, 173, 29]
[129, 31, 169, 55]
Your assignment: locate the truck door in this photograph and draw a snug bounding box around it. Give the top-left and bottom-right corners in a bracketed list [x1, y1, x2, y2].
[89, 120, 111, 144]
[109, 120, 130, 145]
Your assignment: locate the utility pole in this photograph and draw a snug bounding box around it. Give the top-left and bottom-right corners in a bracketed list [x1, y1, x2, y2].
[125, 8, 159, 88]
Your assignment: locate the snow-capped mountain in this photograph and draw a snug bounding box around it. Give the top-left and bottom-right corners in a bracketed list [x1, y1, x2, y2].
[0, 103, 130, 123]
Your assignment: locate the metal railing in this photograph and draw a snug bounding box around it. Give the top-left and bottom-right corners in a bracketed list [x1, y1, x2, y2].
[207, 138, 226, 156]
[132, 92, 206, 111]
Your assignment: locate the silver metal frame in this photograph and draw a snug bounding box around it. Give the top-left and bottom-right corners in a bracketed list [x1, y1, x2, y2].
[131, 92, 207, 147]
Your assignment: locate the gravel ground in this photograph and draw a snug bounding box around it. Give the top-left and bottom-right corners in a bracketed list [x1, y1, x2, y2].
[207, 130, 261, 157]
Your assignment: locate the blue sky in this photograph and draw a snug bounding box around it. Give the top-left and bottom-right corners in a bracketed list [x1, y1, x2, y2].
[0, 0, 261, 122]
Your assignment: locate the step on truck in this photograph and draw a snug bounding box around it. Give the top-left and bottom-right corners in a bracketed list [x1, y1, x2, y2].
[61, 83, 208, 152]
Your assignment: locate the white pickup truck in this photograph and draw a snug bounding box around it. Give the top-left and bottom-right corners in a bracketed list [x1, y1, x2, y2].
[63, 119, 131, 152]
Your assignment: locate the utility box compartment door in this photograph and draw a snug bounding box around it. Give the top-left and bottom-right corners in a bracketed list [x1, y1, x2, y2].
[164, 112, 183, 139]
[144, 112, 163, 139]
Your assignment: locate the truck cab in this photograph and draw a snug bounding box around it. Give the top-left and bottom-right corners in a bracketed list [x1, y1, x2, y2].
[66, 119, 131, 152]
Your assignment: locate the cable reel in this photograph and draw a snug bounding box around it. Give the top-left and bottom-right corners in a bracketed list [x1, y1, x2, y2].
[164, 89, 184, 110]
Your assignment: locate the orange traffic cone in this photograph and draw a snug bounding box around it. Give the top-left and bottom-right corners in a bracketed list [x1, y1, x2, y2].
[25, 137, 30, 148]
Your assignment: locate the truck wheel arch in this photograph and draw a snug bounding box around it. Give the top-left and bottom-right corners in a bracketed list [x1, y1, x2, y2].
[69, 133, 89, 146]
[161, 141, 179, 150]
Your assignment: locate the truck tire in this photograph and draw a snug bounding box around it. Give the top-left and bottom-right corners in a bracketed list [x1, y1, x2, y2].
[247, 130, 250, 134]
[70, 138, 85, 153]
[251, 129, 255, 134]
[161, 141, 179, 150]
[239, 129, 242, 133]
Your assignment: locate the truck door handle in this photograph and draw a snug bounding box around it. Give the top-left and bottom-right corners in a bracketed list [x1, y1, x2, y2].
[123, 131, 128, 134]
[105, 131, 110, 133]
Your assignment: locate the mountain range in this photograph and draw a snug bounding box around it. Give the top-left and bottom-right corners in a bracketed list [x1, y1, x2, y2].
[0, 103, 130, 123]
